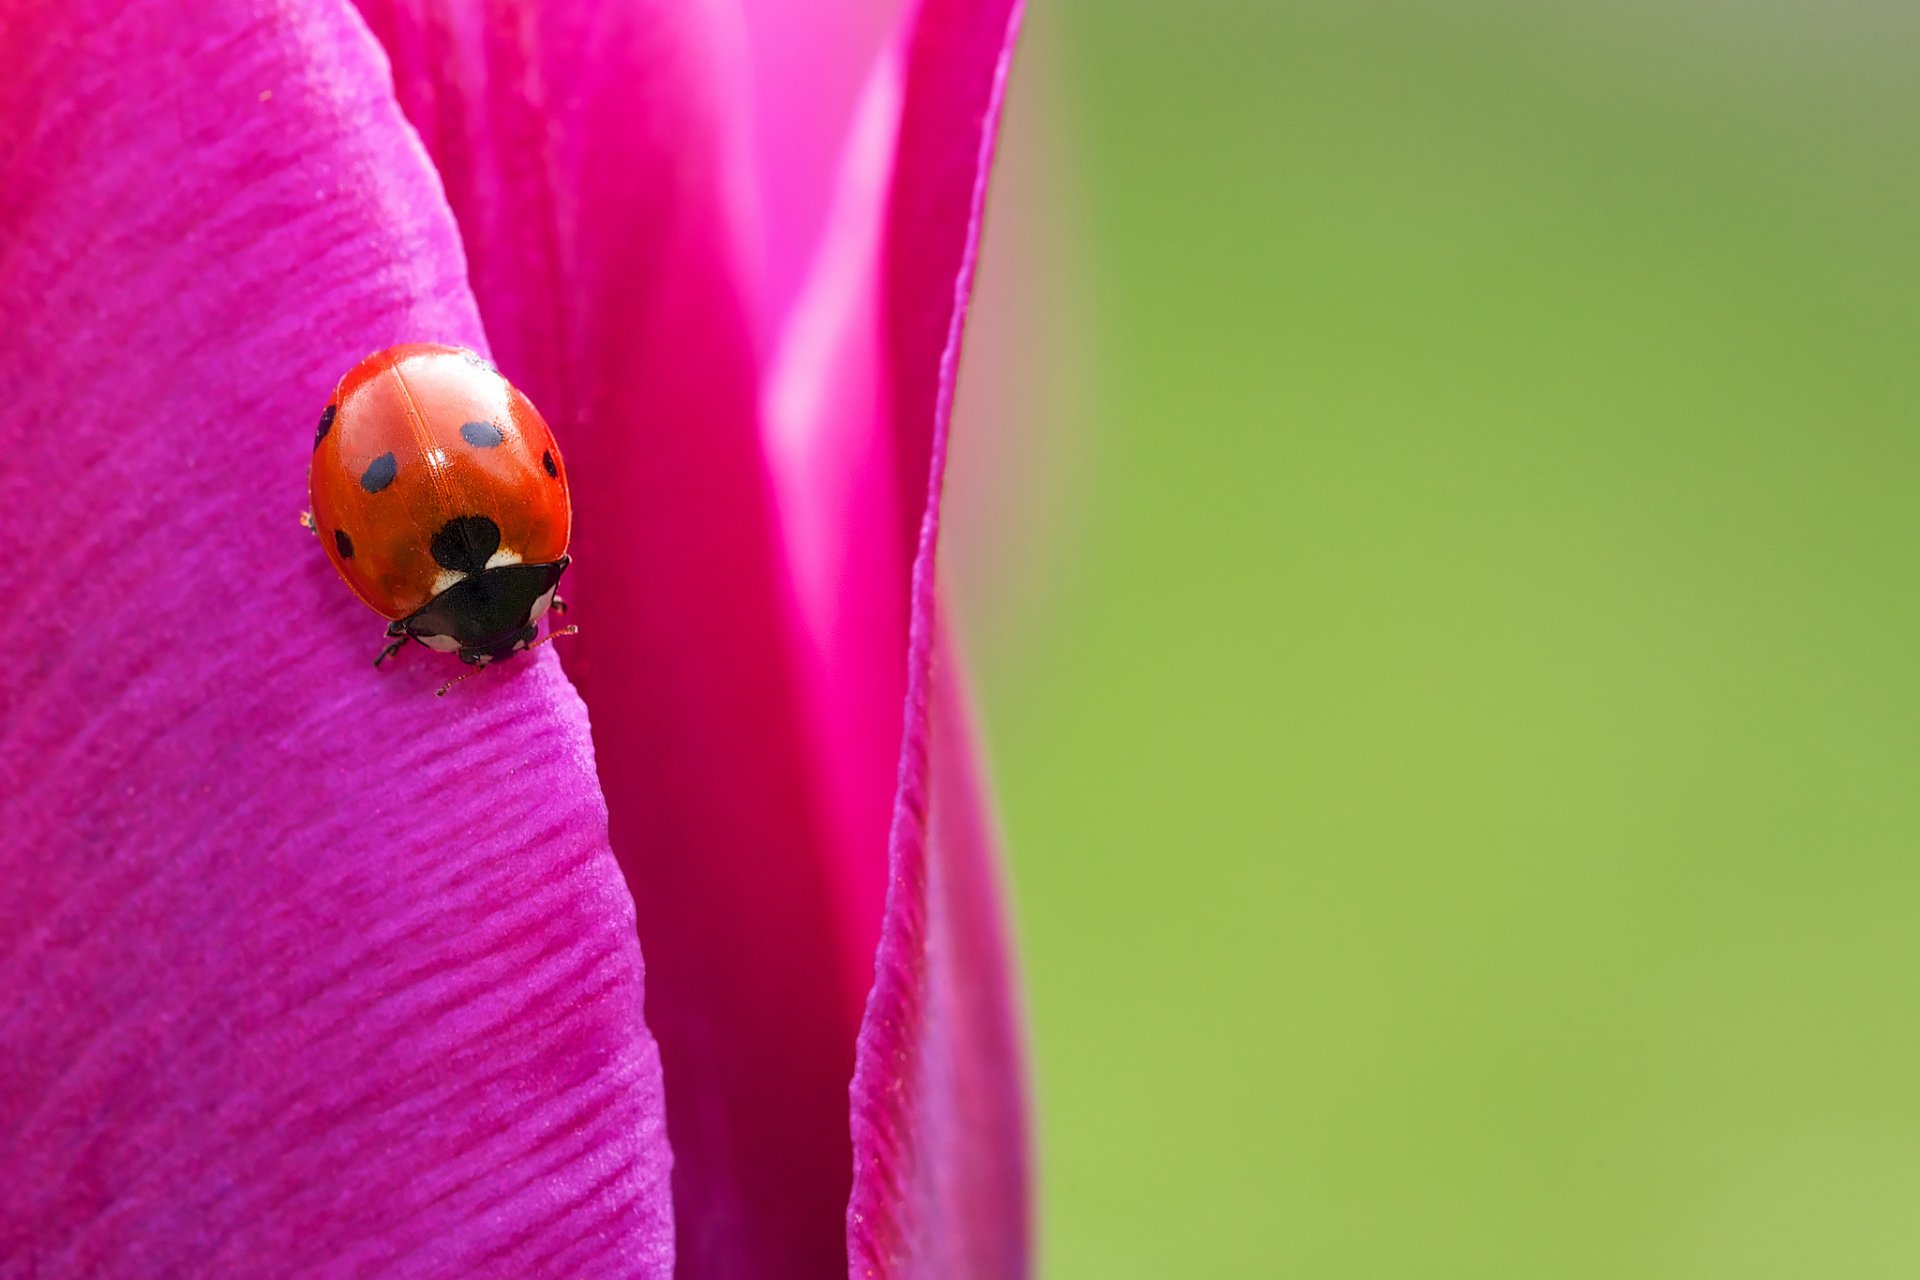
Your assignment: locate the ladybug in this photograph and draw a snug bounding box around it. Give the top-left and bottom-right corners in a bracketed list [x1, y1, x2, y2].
[305, 343, 573, 681]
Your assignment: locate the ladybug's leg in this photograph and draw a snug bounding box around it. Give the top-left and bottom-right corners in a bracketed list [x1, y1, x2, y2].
[299, 511, 317, 534]
[374, 622, 410, 668]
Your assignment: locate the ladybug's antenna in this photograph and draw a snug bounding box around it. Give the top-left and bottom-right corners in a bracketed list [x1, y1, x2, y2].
[435, 625, 580, 698]
[525, 624, 579, 654]
[435, 668, 484, 698]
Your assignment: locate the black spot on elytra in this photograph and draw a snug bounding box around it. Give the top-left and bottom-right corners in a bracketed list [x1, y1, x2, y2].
[334, 528, 354, 559]
[542, 450, 558, 478]
[360, 451, 397, 493]
[460, 420, 505, 448]
[430, 515, 501, 575]
[314, 404, 335, 449]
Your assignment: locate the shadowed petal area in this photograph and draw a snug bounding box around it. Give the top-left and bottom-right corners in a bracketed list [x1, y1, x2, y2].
[351, 3, 859, 1273]
[0, 4, 669, 1276]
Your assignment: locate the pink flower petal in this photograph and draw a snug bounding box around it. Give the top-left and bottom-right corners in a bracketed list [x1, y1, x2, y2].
[765, 0, 1031, 1272]
[351, 3, 865, 1272]
[0, 4, 669, 1275]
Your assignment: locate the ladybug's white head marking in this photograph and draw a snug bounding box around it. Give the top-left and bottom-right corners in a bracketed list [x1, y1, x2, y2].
[429, 544, 523, 598]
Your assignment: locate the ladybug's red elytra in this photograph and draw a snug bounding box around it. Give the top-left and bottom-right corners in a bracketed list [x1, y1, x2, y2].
[306, 343, 573, 676]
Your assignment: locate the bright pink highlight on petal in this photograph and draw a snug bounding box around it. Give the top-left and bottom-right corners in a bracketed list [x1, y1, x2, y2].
[738, 0, 902, 327]
[764, 55, 914, 1007]
[0, 3, 670, 1277]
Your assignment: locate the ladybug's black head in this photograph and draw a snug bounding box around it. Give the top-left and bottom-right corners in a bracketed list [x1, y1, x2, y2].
[396, 556, 571, 666]
[460, 623, 540, 666]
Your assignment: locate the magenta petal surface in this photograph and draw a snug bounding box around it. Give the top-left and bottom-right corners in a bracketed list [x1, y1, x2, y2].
[824, 0, 1032, 1274]
[0, 4, 669, 1275]
[351, 3, 862, 1274]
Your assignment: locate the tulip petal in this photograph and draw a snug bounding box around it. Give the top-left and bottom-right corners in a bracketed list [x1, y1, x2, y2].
[765, 0, 1031, 1272]
[0, 4, 670, 1275]
[351, 3, 864, 1272]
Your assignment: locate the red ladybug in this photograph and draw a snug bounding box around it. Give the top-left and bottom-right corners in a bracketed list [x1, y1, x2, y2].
[306, 343, 572, 677]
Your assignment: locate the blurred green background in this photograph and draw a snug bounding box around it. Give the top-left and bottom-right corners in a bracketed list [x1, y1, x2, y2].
[945, 2, 1920, 1276]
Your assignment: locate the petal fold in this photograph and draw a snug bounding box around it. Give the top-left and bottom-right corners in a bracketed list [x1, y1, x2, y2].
[0, 4, 669, 1275]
